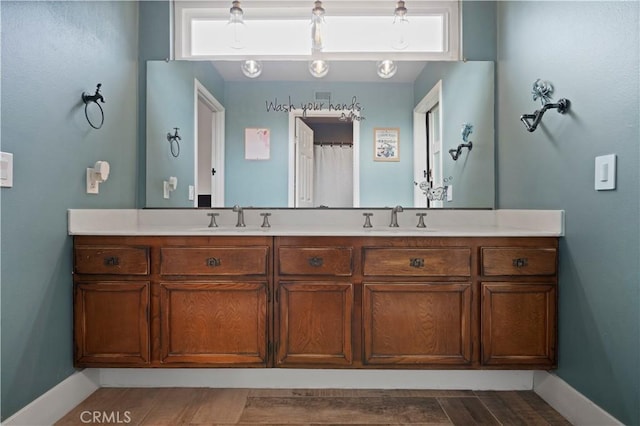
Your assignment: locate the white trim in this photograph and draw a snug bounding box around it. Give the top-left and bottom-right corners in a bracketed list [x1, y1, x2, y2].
[97, 369, 534, 390]
[194, 79, 225, 207]
[2, 370, 99, 426]
[533, 371, 623, 426]
[287, 110, 360, 208]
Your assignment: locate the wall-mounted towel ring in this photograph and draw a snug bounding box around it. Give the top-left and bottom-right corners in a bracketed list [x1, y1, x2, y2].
[166, 128, 181, 157]
[449, 123, 473, 160]
[520, 79, 570, 132]
[81, 83, 105, 129]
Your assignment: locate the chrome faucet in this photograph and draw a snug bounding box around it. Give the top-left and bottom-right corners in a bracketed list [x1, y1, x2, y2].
[389, 205, 404, 227]
[232, 205, 246, 227]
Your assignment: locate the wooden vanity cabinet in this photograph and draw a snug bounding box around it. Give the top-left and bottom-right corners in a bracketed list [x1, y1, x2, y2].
[274, 238, 355, 366]
[73, 240, 151, 366]
[479, 240, 558, 368]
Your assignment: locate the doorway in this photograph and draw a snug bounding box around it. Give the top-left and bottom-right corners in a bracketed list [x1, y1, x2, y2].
[288, 110, 360, 207]
[194, 80, 225, 207]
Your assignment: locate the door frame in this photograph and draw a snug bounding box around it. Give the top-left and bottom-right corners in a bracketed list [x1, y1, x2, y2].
[413, 80, 442, 208]
[194, 79, 225, 207]
[287, 110, 360, 207]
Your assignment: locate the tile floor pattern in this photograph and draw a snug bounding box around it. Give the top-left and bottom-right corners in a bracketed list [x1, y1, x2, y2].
[55, 388, 572, 425]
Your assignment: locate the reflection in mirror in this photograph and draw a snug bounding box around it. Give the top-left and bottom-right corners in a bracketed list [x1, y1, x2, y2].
[145, 60, 494, 209]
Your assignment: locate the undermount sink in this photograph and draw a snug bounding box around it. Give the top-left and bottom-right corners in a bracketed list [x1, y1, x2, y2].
[188, 226, 268, 232]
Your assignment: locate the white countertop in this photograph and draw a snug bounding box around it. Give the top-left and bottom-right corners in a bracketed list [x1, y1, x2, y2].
[68, 209, 564, 237]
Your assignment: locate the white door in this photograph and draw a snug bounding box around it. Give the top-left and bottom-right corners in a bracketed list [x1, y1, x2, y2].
[428, 103, 443, 208]
[295, 118, 315, 207]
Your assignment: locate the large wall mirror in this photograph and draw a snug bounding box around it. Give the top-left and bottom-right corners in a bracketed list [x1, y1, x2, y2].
[145, 59, 494, 208]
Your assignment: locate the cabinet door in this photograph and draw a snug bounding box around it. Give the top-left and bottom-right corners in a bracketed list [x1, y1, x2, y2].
[74, 281, 150, 366]
[277, 282, 353, 366]
[160, 281, 267, 365]
[363, 282, 472, 365]
[481, 282, 556, 367]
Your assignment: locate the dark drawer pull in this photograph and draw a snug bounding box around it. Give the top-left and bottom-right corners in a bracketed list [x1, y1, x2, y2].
[308, 256, 324, 267]
[512, 258, 528, 268]
[103, 256, 120, 266]
[206, 257, 221, 267]
[409, 258, 425, 268]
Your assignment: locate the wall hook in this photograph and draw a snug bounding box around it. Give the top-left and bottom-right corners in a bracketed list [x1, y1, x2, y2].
[81, 83, 105, 129]
[166, 127, 181, 157]
[520, 98, 570, 132]
[449, 123, 473, 160]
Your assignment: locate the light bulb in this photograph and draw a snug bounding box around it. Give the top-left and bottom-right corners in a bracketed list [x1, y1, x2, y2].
[311, 1, 326, 51]
[228, 0, 246, 49]
[241, 60, 262, 78]
[392, 0, 409, 50]
[377, 60, 398, 79]
[309, 60, 329, 78]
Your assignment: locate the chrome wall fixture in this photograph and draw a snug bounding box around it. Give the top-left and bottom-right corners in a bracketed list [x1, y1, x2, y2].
[166, 127, 181, 158]
[81, 83, 105, 129]
[449, 123, 473, 160]
[520, 79, 571, 132]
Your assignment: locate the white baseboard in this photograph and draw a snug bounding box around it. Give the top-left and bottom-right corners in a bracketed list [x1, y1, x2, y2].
[533, 371, 622, 426]
[2, 370, 99, 426]
[96, 368, 534, 390]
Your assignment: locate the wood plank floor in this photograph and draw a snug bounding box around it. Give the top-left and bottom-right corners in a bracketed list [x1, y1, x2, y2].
[55, 388, 572, 425]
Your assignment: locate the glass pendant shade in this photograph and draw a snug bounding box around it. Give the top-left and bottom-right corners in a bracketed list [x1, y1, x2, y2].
[309, 59, 329, 78]
[228, 0, 246, 49]
[392, 0, 409, 50]
[311, 1, 326, 51]
[377, 60, 397, 79]
[241, 60, 262, 78]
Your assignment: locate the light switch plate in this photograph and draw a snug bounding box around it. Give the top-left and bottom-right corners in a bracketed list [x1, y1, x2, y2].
[595, 154, 616, 191]
[0, 152, 14, 188]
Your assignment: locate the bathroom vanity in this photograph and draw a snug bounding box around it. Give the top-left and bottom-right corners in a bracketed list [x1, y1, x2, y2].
[69, 209, 562, 371]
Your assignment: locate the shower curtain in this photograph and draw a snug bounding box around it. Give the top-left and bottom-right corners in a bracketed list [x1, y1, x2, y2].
[314, 144, 353, 207]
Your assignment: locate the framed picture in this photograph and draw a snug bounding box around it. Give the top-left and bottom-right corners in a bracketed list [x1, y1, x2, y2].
[373, 127, 400, 162]
[245, 128, 270, 160]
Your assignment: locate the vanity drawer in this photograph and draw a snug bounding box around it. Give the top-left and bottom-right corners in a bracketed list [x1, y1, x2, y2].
[160, 247, 268, 276]
[278, 247, 353, 276]
[481, 247, 557, 276]
[363, 248, 471, 277]
[74, 246, 150, 275]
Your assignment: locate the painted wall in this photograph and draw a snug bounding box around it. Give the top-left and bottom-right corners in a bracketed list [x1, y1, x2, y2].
[413, 61, 495, 208]
[145, 61, 224, 207]
[496, 2, 639, 424]
[0, 1, 139, 420]
[223, 81, 415, 207]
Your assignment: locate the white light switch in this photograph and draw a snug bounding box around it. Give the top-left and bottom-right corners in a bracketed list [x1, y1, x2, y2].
[188, 185, 195, 201]
[595, 154, 616, 191]
[0, 152, 14, 188]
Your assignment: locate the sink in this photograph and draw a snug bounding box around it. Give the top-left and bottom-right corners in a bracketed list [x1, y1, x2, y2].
[188, 226, 268, 232]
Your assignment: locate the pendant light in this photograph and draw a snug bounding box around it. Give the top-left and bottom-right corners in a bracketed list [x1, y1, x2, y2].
[377, 60, 398, 79]
[241, 60, 262, 78]
[309, 59, 329, 78]
[311, 1, 326, 51]
[227, 0, 246, 49]
[392, 1, 409, 50]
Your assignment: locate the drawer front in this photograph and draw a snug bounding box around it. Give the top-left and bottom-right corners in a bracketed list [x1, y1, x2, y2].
[278, 247, 353, 276]
[482, 247, 557, 276]
[160, 247, 268, 276]
[363, 248, 471, 277]
[74, 246, 149, 275]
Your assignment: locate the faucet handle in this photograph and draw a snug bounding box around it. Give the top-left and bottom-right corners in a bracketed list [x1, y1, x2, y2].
[416, 212, 427, 228]
[362, 213, 373, 228]
[260, 213, 271, 228]
[207, 212, 219, 228]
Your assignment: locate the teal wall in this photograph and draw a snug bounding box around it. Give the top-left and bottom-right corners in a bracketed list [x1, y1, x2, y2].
[0, 1, 139, 420]
[146, 61, 224, 207]
[496, 2, 639, 424]
[413, 61, 495, 208]
[223, 81, 415, 207]
[461, 1, 497, 61]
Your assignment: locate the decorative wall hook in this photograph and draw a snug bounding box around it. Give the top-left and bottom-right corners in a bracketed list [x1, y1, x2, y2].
[166, 128, 181, 157]
[81, 83, 105, 129]
[521, 79, 570, 132]
[449, 123, 473, 160]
